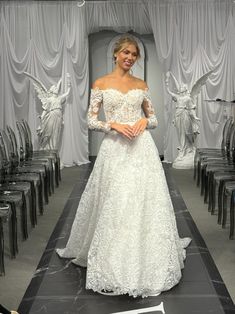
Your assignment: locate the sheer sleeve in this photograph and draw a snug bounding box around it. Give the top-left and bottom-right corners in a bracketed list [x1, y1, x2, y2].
[142, 90, 158, 129]
[87, 88, 111, 133]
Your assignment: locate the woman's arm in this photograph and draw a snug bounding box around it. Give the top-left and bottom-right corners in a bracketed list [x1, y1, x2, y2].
[141, 90, 158, 129]
[87, 87, 111, 133]
[132, 84, 158, 136]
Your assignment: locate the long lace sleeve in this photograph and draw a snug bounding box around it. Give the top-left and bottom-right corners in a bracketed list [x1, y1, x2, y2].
[88, 89, 111, 133]
[142, 90, 158, 129]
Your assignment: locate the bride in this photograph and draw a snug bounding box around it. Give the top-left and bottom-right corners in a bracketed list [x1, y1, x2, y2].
[56, 34, 191, 298]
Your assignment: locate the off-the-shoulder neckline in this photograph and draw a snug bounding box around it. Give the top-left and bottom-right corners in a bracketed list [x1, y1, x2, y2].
[91, 87, 149, 95]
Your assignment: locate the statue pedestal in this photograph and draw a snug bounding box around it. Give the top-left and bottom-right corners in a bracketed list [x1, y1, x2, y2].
[172, 150, 195, 169]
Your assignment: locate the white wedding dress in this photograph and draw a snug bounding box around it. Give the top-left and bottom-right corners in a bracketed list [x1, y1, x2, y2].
[56, 88, 191, 298]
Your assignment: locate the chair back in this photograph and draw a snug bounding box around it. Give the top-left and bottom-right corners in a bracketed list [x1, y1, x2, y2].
[221, 117, 234, 154]
[229, 123, 235, 162]
[0, 143, 7, 183]
[0, 129, 13, 176]
[21, 120, 33, 159]
[16, 121, 28, 162]
[227, 122, 235, 160]
[16, 120, 34, 160]
[6, 126, 20, 166]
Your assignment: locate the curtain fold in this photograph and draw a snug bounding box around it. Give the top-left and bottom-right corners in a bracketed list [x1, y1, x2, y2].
[0, 0, 234, 165]
[147, 0, 235, 161]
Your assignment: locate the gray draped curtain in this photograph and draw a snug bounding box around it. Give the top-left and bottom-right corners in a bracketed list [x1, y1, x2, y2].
[0, 0, 234, 165]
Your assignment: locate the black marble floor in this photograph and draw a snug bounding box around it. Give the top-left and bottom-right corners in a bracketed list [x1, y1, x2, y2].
[18, 163, 235, 314]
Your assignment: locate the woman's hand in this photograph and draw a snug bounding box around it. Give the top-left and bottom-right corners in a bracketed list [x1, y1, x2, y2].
[132, 118, 148, 137]
[110, 119, 148, 140]
[110, 122, 134, 140]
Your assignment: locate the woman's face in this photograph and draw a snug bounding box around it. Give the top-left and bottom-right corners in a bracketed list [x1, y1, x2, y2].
[115, 44, 138, 71]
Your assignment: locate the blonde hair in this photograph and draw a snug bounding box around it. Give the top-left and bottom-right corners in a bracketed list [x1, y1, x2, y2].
[113, 35, 141, 63]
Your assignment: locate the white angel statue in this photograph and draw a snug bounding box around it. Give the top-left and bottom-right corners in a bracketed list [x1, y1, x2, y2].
[24, 72, 71, 150]
[165, 70, 213, 168]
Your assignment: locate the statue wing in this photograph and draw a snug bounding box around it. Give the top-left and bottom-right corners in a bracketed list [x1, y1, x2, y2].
[190, 70, 213, 98]
[24, 72, 49, 106]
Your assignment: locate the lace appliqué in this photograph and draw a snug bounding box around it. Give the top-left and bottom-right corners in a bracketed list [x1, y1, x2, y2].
[142, 91, 158, 129]
[88, 88, 158, 131]
[87, 89, 111, 133]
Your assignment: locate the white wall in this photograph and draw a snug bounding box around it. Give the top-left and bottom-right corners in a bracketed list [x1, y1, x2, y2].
[88, 31, 165, 156]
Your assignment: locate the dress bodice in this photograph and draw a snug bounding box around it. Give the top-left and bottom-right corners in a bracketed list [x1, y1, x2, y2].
[102, 88, 147, 123]
[88, 88, 158, 133]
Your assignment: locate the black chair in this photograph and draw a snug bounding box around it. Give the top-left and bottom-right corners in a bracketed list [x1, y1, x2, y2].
[202, 123, 235, 209]
[0, 128, 47, 214]
[0, 149, 24, 258]
[0, 203, 10, 274]
[7, 125, 50, 204]
[194, 117, 234, 186]
[198, 122, 235, 200]
[20, 119, 61, 188]
[212, 172, 235, 220]
[207, 126, 235, 215]
[193, 118, 235, 240]
[221, 182, 235, 239]
[0, 129, 41, 223]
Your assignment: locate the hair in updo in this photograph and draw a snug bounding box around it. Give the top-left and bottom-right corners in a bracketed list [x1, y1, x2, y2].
[113, 35, 141, 63]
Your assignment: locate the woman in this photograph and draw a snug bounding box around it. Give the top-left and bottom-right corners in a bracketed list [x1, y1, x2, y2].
[57, 35, 191, 298]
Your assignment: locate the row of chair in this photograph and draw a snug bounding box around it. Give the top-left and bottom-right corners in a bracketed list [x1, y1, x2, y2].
[0, 120, 61, 274]
[194, 117, 235, 239]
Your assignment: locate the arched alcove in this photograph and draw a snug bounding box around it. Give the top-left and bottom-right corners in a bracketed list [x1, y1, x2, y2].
[88, 31, 164, 157]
